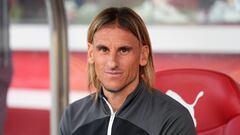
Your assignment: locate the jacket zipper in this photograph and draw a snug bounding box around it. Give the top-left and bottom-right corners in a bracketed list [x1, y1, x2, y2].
[103, 98, 116, 135]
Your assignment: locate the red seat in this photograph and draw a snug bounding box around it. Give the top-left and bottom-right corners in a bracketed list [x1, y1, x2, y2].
[154, 69, 240, 135]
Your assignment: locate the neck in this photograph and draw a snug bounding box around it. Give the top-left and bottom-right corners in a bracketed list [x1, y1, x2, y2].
[104, 92, 128, 112]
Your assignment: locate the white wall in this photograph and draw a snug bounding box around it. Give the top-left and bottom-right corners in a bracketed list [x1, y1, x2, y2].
[10, 24, 240, 53]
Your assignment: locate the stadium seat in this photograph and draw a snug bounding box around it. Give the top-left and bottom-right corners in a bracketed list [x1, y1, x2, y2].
[154, 69, 240, 135]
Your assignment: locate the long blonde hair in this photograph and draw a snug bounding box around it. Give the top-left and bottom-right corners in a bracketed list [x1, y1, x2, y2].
[87, 7, 155, 93]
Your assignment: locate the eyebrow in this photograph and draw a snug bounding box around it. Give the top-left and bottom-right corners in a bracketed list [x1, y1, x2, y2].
[118, 46, 133, 50]
[94, 44, 135, 52]
[95, 44, 108, 49]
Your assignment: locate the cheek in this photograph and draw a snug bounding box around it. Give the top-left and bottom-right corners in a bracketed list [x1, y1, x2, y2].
[93, 52, 105, 65]
[123, 56, 140, 73]
[94, 64, 103, 80]
[93, 56, 105, 73]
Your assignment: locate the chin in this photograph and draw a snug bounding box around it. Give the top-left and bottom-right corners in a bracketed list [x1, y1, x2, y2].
[105, 85, 121, 91]
[102, 80, 121, 88]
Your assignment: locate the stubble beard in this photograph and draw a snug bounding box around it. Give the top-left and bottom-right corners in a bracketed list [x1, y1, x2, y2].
[102, 74, 139, 93]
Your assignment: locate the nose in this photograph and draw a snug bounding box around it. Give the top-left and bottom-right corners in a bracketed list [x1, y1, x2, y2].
[107, 51, 118, 69]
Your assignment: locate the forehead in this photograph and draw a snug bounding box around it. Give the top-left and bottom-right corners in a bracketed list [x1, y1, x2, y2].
[93, 25, 139, 45]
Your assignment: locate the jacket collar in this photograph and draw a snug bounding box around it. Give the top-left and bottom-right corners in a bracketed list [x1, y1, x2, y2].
[99, 80, 147, 115]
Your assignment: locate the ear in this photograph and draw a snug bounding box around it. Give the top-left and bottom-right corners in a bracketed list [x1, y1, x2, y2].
[140, 45, 149, 66]
[88, 43, 94, 64]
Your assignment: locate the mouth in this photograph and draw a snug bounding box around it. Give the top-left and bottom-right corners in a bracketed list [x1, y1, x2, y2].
[104, 70, 123, 77]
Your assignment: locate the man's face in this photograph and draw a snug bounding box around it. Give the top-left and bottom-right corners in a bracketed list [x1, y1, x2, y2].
[88, 26, 149, 93]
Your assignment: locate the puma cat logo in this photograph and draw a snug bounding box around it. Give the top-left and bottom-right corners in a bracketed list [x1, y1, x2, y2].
[166, 90, 204, 127]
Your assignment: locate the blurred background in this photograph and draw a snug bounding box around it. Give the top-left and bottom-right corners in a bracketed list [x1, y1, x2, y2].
[1, 0, 240, 135]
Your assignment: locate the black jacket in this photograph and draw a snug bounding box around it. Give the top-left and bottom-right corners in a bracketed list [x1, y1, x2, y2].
[60, 81, 196, 135]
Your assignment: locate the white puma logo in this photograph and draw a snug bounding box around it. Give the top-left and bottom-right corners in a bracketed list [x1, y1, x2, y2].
[166, 90, 204, 127]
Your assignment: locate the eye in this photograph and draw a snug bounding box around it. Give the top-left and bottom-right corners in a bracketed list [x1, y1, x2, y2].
[99, 47, 108, 52]
[96, 45, 109, 53]
[119, 47, 132, 55]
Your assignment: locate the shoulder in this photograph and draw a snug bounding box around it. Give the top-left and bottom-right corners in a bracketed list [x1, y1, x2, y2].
[66, 93, 96, 117]
[149, 89, 196, 134]
[60, 94, 96, 135]
[145, 88, 193, 122]
[151, 89, 187, 111]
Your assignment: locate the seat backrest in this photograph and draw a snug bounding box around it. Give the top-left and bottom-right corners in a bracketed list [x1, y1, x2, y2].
[154, 69, 240, 133]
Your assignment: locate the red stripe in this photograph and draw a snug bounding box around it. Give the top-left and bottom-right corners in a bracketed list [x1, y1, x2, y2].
[11, 51, 240, 91]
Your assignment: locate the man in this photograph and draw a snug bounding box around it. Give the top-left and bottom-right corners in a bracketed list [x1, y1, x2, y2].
[60, 7, 196, 135]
